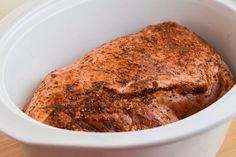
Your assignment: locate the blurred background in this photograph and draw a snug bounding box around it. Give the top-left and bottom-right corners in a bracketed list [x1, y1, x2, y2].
[0, 0, 26, 19]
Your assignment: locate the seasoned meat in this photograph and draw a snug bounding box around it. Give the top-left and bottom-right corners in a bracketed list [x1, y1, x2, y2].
[24, 21, 235, 132]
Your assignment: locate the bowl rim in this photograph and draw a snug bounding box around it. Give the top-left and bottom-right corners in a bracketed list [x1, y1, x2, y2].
[0, 0, 236, 149]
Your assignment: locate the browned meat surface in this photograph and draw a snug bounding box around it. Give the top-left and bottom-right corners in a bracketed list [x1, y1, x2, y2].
[24, 22, 235, 132]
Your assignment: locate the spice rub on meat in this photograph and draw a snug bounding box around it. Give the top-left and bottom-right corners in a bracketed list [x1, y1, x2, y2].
[24, 22, 235, 132]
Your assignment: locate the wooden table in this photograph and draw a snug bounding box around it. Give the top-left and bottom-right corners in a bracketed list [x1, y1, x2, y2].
[0, 118, 236, 157]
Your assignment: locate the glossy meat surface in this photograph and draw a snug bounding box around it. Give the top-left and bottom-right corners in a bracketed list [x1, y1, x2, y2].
[24, 22, 235, 132]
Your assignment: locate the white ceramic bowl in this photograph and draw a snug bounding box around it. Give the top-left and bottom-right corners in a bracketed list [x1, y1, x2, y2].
[0, 0, 236, 157]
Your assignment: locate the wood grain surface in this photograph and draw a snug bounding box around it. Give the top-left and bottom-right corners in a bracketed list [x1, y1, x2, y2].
[0, 118, 236, 157]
